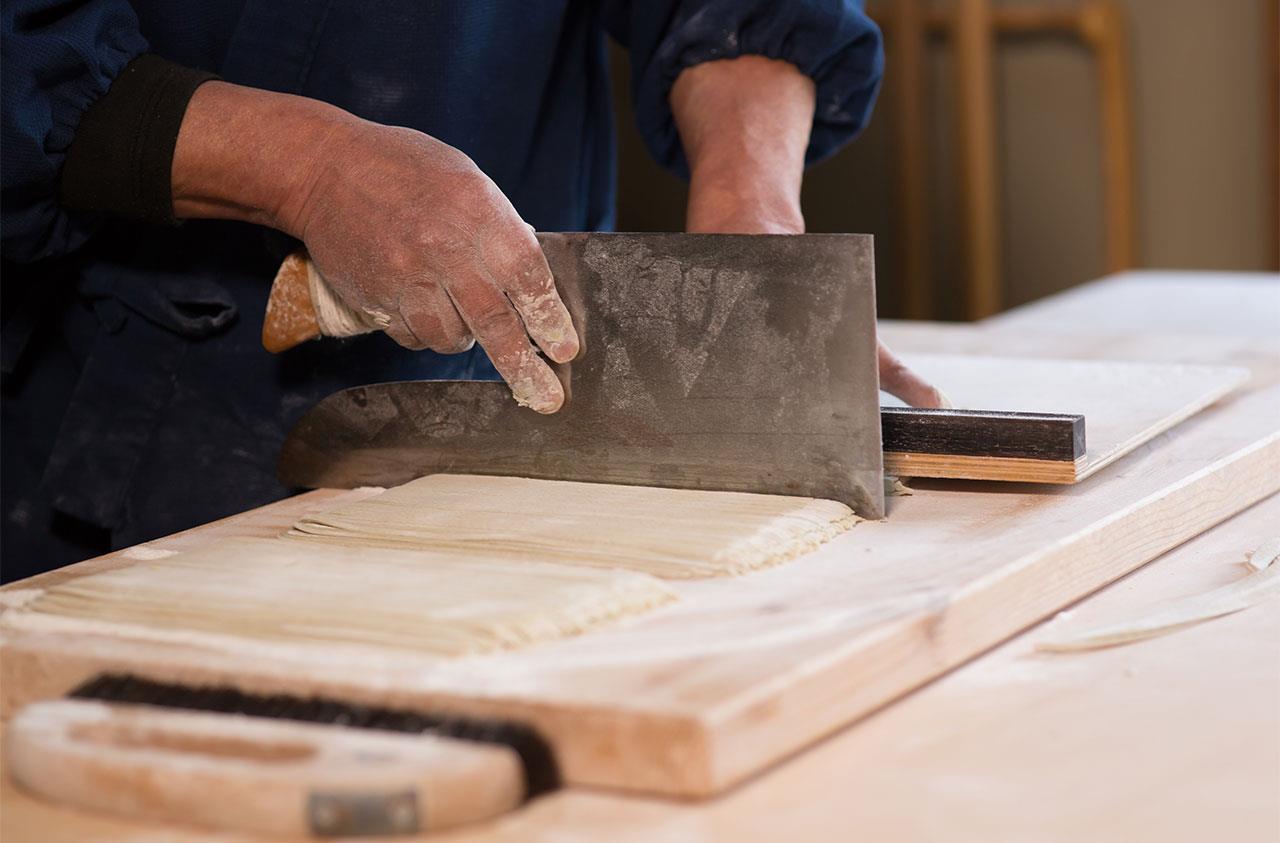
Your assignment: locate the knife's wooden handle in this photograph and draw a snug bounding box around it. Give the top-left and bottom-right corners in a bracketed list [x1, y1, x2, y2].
[263, 250, 323, 352]
[263, 250, 385, 353]
[7, 698, 526, 836]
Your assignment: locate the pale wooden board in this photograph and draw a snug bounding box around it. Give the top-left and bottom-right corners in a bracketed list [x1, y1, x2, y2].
[3, 379, 1275, 798]
[885, 353, 1249, 481]
[436, 495, 1276, 843]
[881, 273, 1280, 374]
[415, 499, 1274, 843]
[4, 408, 1277, 843]
[6, 481, 1275, 843]
[2, 275, 1275, 840]
[983, 270, 1280, 337]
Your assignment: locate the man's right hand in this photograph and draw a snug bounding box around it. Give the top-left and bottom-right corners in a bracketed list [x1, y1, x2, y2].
[172, 82, 578, 413]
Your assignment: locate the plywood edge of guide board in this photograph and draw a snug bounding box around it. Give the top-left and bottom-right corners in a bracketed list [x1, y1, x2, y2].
[884, 452, 1086, 483]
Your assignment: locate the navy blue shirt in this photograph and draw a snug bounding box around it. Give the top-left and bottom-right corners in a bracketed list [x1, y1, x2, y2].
[0, 1, 883, 577]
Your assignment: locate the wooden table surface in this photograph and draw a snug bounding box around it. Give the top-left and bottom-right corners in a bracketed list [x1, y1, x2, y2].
[2, 270, 1277, 842]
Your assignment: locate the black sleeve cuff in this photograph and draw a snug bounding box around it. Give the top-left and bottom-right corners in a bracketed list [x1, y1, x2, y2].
[59, 54, 218, 226]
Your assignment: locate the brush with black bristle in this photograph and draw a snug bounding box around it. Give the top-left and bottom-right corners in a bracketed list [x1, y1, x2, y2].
[5, 673, 561, 837]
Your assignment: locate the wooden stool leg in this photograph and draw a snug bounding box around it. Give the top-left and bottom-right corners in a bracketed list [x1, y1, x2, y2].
[953, 0, 1003, 319]
[1081, 0, 1137, 273]
[889, 0, 935, 319]
[875, 0, 1142, 290]
[1267, 0, 1279, 268]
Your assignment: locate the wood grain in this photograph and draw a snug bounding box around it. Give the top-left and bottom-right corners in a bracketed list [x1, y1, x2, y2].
[883, 451, 1084, 483]
[6, 698, 524, 836]
[2, 364, 1272, 799]
[881, 405, 1085, 482]
[7, 492, 1273, 843]
[889, 353, 1248, 482]
[430, 495, 1277, 843]
[2, 273, 1273, 842]
[980, 271, 1280, 339]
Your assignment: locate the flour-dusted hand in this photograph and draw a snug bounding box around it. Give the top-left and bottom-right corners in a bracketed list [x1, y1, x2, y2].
[877, 343, 950, 409]
[172, 83, 578, 413]
[290, 123, 577, 412]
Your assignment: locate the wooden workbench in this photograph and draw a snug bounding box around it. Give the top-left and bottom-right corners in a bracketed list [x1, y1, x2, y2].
[2, 271, 1277, 841]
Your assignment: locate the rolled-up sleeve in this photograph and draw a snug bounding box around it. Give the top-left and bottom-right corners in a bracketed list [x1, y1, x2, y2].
[2, 0, 147, 263]
[605, 0, 884, 178]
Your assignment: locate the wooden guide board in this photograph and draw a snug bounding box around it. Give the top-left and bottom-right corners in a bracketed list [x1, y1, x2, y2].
[884, 354, 1249, 482]
[1, 354, 1276, 799]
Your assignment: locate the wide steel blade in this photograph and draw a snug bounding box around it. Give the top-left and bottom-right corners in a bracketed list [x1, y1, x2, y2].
[279, 232, 885, 516]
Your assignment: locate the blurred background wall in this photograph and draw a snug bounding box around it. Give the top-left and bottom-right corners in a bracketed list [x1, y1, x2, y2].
[609, 0, 1279, 320]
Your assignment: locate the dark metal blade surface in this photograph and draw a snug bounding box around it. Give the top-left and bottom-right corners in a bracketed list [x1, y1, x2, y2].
[279, 232, 885, 517]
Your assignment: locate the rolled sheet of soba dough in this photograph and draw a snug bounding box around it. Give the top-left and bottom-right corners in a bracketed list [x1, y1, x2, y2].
[288, 474, 859, 579]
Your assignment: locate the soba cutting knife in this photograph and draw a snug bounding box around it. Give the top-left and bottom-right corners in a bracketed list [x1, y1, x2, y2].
[269, 233, 887, 517]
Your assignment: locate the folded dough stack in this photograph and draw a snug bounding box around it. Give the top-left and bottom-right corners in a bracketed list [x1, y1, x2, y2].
[289, 474, 858, 579]
[12, 538, 676, 656]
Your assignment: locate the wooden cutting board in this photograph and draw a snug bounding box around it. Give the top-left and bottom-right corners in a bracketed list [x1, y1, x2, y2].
[1, 353, 1275, 798]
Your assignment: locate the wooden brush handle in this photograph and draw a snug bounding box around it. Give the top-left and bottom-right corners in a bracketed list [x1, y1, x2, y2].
[7, 699, 525, 836]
